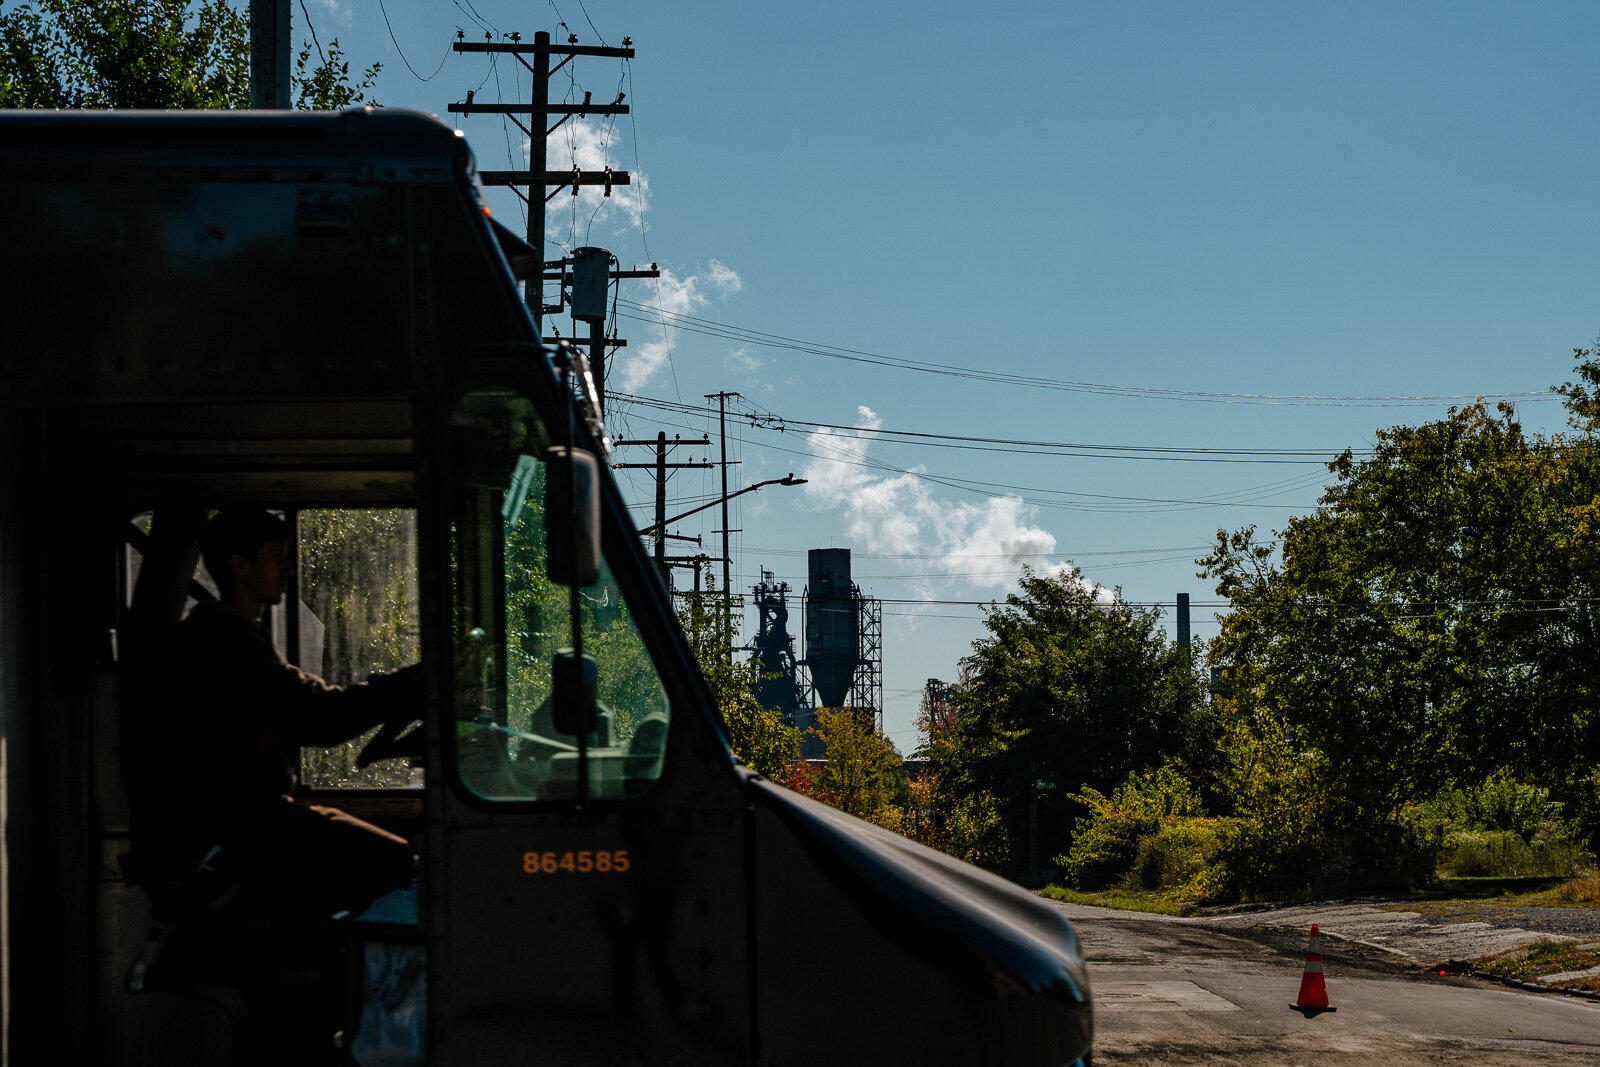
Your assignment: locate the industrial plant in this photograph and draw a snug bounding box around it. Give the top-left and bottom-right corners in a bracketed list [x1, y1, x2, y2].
[748, 549, 882, 758]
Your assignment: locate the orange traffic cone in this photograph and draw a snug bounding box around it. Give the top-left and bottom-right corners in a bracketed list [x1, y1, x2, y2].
[1293, 923, 1336, 1012]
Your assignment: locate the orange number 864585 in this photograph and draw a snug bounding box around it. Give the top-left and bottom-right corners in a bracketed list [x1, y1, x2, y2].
[522, 849, 631, 875]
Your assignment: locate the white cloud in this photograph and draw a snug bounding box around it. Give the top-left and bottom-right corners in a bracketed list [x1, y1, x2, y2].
[619, 266, 701, 391]
[1040, 560, 1117, 606]
[707, 259, 743, 294]
[535, 119, 649, 240]
[936, 496, 1056, 575]
[308, 0, 353, 30]
[725, 346, 764, 373]
[612, 260, 747, 390]
[800, 407, 1110, 600]
[800, 406, 883, 503]
[509, 123, 742, 391]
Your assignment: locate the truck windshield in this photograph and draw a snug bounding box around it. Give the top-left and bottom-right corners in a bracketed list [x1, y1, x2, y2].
[449, 386, 670, 802]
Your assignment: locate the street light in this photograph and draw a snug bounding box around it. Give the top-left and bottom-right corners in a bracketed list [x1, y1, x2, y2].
[636, 474, 807, 537]
[637, 473, 808, 641]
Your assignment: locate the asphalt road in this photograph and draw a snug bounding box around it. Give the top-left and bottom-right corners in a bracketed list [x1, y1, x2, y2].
[1052, 902, 1600, 1066]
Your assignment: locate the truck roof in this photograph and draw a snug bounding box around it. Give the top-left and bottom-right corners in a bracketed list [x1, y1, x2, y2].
[0, 107, 472, 182]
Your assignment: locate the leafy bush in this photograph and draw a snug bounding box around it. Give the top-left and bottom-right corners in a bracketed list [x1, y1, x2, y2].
[1129, 816, 1230, 902]
[1318, 815, 1436, 894]
[1213, 714, 1328, 897]
[1059, 763, 1202, 889]
[1442, 830, 1537, 877]
[1439, 828, 1588, 879]
[1408, 769, 1593, 879]
[905, 772, 1008, 868]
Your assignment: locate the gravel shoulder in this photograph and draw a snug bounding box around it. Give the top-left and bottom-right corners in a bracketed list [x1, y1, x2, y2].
[1197, 899, 1600, 996]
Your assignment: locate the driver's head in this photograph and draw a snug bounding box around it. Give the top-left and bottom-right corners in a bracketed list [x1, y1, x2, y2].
[201, 509, 293, 609]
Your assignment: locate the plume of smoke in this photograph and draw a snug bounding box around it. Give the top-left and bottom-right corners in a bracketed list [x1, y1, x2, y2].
[801, 406, 1110, 602]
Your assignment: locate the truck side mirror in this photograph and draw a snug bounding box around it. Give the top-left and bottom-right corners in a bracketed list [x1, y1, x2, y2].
[544, 446, 599, 587]
[551, 649, 598, 738]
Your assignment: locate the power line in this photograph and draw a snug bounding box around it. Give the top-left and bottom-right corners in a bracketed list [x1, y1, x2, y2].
[612, 297, 1558, 408]
[768, 594, 1600, 613]
[374, 0, 452, 81]
[791, 431, 1327, 510]
[296, 0, 326, 65]
[739, 545, 1220, 560]
[614, 391, 1359, 465]
[613, 401, 1330, 514]
[457, 0, 500, 34]
[783, 422, 1357, 458]
[736, 555, 1205, 583]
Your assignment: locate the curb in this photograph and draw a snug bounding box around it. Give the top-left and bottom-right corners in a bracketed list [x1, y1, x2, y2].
[1459, 969, 1600, 1003]
[1449, 965, 1600, 1004]
[1258, 921, 1600, 1004]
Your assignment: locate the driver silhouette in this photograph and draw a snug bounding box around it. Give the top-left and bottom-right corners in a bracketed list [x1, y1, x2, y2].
[143, 509, 418, 923]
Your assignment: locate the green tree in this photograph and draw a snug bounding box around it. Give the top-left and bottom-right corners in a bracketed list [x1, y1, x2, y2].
[1201, 384, 1600, 819]
[808, 706, 909, 830]
[907, 676, 1007, 865]
[0, 0, 378, 110]
[676, 570, 800, 780]
[941, 566, 1213, 874]
[1212, 712, 1329, 896]
[1061, 762, 1204, 889]
[499, 471, 666, 748]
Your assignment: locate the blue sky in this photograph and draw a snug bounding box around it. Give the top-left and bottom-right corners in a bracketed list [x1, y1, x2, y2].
[307, 0, 1600, 748]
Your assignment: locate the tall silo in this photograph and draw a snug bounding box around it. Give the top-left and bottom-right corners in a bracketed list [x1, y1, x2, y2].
[802, 548, 859, 711]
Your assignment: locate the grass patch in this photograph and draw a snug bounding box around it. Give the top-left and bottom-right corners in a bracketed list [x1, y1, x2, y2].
[1476, 938, 1600, 990]
[1521, 872, 1600, 908]
[1039, 884, 1196, 916]
[1433, 875, 1568, 898]
[1380, 872, 1600, 916]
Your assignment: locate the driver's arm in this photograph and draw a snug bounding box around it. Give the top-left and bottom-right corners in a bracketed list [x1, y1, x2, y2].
[201, 610, 421, 746]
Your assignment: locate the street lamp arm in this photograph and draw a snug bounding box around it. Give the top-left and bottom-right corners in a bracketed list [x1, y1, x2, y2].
[637, 474, 806, 538]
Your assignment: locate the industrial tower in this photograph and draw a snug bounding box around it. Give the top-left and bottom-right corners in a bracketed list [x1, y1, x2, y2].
[747, 569, 813, 754]
[799, 549, 883, 746]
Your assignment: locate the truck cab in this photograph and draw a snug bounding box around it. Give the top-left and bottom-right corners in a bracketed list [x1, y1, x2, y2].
[0, 108, 1091, 1066]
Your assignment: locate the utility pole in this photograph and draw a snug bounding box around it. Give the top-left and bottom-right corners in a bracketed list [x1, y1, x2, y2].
[613, 433, 711, 584]
[706, 392, 741, 637]
[1029, 760, 1038, 884]
[555, 249, 659, 414]
[1030, 766, 1055, 885]
[249, 0, 290, 108]
[449, 31, 636, 328]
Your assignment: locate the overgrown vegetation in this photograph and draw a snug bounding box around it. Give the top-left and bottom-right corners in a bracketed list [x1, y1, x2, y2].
[1406, 769, 1590, 879]
[1037, 884, 1194, 917]
[677, 572, 801, 781]
[298, 508, 419, 788]
[923, 568, 1213, 881]
[824, 344, 1600, 905]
